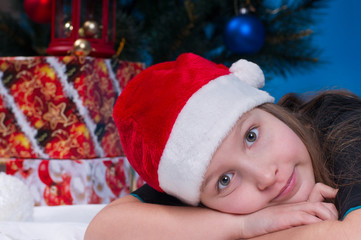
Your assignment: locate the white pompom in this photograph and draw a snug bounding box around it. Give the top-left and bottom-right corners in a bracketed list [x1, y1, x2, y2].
[0, 173, 34, 221]
[229, 59, 265, 88]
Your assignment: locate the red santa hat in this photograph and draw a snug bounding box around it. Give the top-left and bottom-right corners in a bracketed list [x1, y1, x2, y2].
[113, 53, 274, 205]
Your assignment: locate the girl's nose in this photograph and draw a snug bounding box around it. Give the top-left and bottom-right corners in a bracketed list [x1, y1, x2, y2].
[255, 166, 278, 191]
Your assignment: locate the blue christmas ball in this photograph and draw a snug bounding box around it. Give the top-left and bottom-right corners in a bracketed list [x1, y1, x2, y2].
[223, 14, 265, 54]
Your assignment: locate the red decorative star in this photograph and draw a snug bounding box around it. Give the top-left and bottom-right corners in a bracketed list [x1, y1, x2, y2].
[43, 102, 68, 130]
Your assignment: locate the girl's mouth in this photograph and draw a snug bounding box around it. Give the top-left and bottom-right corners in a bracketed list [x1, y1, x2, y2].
[273, 169, 296, 201]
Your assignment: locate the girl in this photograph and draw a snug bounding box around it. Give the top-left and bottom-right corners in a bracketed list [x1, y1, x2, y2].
[85, 53, 361, 239]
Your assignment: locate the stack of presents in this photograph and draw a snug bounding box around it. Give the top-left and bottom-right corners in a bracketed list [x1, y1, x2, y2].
[0, 55, 144, 206]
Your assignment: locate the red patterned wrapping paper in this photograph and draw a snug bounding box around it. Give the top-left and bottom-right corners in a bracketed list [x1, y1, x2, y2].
[5, 157, 144, 206]
[0, 56, 145, 205]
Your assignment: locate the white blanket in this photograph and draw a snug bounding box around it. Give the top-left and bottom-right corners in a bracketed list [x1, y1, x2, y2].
[0, 204, 105, 240]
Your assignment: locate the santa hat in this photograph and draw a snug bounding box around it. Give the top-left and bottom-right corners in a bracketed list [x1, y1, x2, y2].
[113, 53, 274, 205]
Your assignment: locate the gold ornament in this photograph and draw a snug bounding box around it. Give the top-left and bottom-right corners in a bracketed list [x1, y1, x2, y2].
[64, 21, 73, 37]
[73, 39, 91, 56]
[78, 27, 85, 37]
[83, 20, 99, 38]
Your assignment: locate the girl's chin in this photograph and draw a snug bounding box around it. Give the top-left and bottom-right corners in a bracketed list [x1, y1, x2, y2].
[288, 183, 314, 204]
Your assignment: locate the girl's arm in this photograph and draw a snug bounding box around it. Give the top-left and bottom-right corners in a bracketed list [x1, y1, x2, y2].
[84, 195, 242, 240]
[250, 209, 361, 240]
[84, 194, 336, 240]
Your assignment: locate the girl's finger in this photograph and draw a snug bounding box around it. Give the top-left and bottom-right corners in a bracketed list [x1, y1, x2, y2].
[308, 183, 338, 202]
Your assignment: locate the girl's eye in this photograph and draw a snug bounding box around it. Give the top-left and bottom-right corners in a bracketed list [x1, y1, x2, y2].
[245, 128, 258, 147]
[218, 173, 233, 190]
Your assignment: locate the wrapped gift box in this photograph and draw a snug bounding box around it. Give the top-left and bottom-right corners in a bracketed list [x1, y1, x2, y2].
[0, 56, 144, 206]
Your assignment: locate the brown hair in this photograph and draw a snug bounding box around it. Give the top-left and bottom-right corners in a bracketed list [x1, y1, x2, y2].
[291, 90, 361, 185]
[263, 90, 361, 190]
[257, 102, 335, 188]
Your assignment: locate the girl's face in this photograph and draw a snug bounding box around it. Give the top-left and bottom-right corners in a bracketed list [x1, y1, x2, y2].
[200, 108, 315, 214]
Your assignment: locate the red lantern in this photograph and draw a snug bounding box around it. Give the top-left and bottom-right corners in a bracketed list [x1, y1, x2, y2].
[47, 0, 116, 58]
[24, 0, 52, 24]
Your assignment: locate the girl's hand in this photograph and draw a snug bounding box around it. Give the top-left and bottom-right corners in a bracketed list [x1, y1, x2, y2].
[307, 182, 338, 203]
[241, 199, 338, 238]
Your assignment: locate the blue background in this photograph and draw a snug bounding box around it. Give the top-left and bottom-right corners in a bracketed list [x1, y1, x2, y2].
[263, 0, 361, 101]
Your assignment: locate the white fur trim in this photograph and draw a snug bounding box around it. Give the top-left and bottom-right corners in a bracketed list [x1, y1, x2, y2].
[158, 73, 274, 205]
[229, 59, 265, 88]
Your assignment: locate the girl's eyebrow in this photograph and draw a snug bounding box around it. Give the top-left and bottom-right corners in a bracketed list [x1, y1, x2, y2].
[201, 173, 214, 192]
[201, 116, 249, 193]
[237, 111, 251, 131]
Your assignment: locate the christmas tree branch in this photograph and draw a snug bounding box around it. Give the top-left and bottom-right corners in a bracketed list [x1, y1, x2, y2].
[0, 12, 36, 56]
